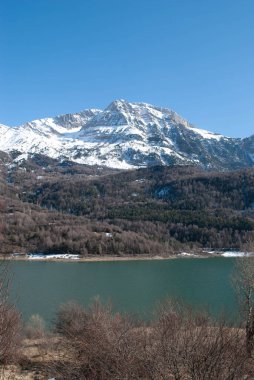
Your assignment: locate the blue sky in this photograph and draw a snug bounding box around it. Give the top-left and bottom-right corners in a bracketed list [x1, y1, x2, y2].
[1, 0, 254, 138]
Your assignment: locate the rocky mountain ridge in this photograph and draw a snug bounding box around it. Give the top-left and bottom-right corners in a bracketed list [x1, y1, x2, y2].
[0, 100, 253, 170]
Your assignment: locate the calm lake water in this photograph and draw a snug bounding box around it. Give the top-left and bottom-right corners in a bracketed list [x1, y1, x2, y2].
[7, 257, 239, 324]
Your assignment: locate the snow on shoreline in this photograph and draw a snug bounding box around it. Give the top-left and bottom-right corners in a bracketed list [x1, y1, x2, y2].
[179, 250, 254, 258]
[179, 252, 196, 257]
[221, 251, 252, 257]
[10, 251, 254, 261]
[27, 253, 80, 260]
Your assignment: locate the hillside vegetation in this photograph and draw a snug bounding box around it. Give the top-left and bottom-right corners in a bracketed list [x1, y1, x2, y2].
[1, 152, 254, 256]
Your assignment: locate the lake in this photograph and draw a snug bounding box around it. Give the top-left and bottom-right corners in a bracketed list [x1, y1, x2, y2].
[7, 257, 239, 324]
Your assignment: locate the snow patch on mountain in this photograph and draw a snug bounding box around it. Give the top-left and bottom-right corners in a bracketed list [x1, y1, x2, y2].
[186, 126, 224, 140]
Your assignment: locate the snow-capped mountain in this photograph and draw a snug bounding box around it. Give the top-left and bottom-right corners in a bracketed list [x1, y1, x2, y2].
[0, 100, 253, 170]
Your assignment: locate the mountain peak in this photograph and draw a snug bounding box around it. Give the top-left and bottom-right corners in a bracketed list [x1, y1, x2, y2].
[105, 99, 132, 112]
[0, 100, 253, 170]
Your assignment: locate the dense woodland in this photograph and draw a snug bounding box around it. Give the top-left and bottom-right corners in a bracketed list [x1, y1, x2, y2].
[0, 151, 254, 256]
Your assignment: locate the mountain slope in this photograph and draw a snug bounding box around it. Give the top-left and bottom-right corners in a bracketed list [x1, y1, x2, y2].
[0, 100, 253, 170]
[2, 161, 254, 255]
[243, 135, 254, 163]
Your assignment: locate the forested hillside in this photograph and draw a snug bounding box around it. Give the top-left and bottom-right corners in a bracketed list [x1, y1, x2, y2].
[1, 152, 254, 256]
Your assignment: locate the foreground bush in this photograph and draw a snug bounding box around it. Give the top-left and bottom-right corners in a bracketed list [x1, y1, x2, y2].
[45, 299, 253, 379]
[24, 314, 46, 339]
[50, 299, 145, 379]
[148, 300, 247, 380]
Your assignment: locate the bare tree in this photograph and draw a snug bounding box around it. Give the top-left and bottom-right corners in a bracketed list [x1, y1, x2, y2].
[232, 257, 254, 357]
[0, 262, 21, 379]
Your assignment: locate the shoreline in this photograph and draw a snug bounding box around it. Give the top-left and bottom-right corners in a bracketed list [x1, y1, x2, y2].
[0, 251, 250, 263]
[1, 248, 253, 263]
[0, 253, 212, 263]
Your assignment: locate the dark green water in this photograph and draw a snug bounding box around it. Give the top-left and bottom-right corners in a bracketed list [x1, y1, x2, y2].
[8, 257, 238, 324]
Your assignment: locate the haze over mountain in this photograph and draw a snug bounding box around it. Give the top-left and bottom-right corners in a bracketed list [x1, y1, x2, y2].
[0, 100, 253, 171]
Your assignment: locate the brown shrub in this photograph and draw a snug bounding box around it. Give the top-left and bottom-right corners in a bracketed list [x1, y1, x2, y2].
[46, 298, 252, 379]
[145, 299, 248, 380]
[48, 299, 146, 379]
[24, 314, 46, 339]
